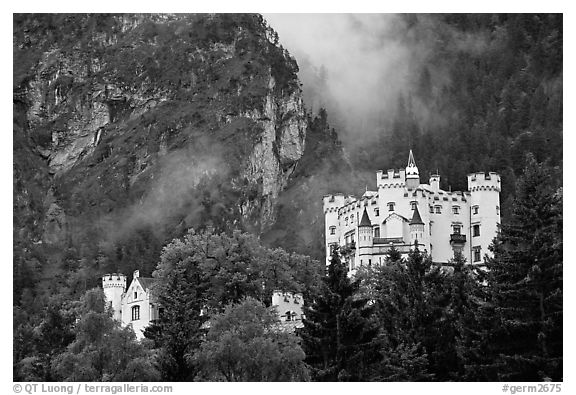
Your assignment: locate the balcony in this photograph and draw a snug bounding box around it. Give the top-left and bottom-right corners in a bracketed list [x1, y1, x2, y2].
[450, 234, 466, 244]
[340, 241, 356, 256]
[373, 237, 404, 245]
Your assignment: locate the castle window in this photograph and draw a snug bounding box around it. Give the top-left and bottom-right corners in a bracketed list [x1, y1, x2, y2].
[345, 217, 349, 226]
[473, 205, 479, 215]
[329, 226, 336, 235]
[429, 205, 434, 213]
[368, 259, 372, 267]
[452, 206, 460, 215]
[351, 214, 354, 223]
[452, 224, 461, 234]
[373, 227, 380, 238]
[496, 206, 500, 215]
[131, 305, 140, 321]
[473, 246, 481, 262]
[134, 291, 138, 299]
[473, 224, 480, 237]
[374, 208, 379, 216]
[435, 206, 441, 214]
[388, 202, 395, 211]
[329, 243, 338, 253]
[410, 201, 417, 210]
[285, 311, 293, 321]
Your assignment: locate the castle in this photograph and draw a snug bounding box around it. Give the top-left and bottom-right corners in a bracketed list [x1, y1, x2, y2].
[102, 270, 304, 339]
[323, 151, 500, 273]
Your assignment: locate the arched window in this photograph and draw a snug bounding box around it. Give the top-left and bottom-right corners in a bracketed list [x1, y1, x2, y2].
[131, 305, 140, 321]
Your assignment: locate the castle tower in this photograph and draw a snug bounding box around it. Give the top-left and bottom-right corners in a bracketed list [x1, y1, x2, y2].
[409, 205, 425, 246]
[323, 194, 345, 266]
[272, 290, 305, 324]
[358, 208, 373, 267]
[429, 174, 440, 191]
[406, 150, 420, 190]
[467, 172, 501, 263]
[102, 273, 126, 321]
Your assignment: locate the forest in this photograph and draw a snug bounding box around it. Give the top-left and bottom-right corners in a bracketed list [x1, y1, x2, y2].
[14, 155, 562, 381]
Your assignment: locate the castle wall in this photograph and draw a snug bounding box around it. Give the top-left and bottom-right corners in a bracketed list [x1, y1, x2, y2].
[271, 291, 304, 322]
[324, 162, 501, 270]
[102, 273, 126, 322]
[468, 172, 501, 263]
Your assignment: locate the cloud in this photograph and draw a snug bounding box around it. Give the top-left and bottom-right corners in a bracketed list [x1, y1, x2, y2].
[263, 14, 489, 149]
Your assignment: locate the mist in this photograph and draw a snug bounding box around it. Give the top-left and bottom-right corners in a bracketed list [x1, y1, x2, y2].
[263, 14, 489, 150]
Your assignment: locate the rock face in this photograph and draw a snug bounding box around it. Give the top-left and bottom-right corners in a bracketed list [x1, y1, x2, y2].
[243, 74, 307, 227]
[13, 14, 308, 255]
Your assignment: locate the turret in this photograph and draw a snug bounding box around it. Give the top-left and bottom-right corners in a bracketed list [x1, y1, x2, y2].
[406, 150, 420, 190]
[102, 273, 127, 321]
[357, 208, 373, 267]
[409, 205, 425, 246]
[429, 174, 440, 191]
[467, 172, 501, 263]
[323, 194, 345, 266]
[272, 290, 304, 323]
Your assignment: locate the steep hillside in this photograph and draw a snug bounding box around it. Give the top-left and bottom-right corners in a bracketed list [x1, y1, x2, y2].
[13, 14, 316, 302]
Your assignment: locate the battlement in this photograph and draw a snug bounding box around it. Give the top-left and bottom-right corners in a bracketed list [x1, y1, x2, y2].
[377, 169, 406, 188]
[323, 193, 345, 213]
[467, 172, 501, 192]
[272, 290, 304, 322]
[272, 290, 304, 306]
[102, 273, 127, 289]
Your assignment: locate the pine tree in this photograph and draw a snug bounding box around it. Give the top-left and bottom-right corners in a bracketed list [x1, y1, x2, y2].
[470, 154, 562, 381]
[299, 248, 378, 381]
[143, 232, 208, 381]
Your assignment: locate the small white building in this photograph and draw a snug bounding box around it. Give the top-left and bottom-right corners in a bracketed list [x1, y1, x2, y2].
[323, 151, 501, 274]
[102, 271, 304, 338]
[102, 270, 160, 340]
[272, 290, 305, 329]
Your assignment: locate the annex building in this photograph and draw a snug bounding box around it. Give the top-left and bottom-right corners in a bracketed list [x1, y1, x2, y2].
[102, 270, 304, 339]
[323, 151, 501, 274]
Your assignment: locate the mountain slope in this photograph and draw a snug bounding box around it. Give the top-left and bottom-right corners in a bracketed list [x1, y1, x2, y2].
[13, 13, 316, 301]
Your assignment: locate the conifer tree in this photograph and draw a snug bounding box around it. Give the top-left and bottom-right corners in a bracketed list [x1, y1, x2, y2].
[469, 155, 562, 381]
[300, 248, 378, 381]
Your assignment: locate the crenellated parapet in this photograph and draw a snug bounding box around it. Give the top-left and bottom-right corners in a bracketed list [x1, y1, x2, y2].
[467, 172, 501, 192]
[272, 290, 304, 323]
[377, 168, 407, 188]
[323, 193, 345, 214]
[102, 273, 127, 289]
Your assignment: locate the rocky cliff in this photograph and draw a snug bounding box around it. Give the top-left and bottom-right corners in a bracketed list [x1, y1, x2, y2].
[13, 14, 311, 294]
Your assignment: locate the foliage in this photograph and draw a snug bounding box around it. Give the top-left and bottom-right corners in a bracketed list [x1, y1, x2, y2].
[300, 249, 379, 381]
[50, 288, 159, 381]
[193, 298, 309, 381]
[466, 155, 562, 381]
[144, 227, 321, 380]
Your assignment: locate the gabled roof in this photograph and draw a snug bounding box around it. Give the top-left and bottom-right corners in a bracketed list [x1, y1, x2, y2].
[136, 277, 157, 292]
[410, 205, 425, 225]
[383, 212, 409, 224]
[359, 208, 372, 227]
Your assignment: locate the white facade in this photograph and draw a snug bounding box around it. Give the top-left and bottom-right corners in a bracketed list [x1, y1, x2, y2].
[323, 151, 501, 273]
[102, 270, 160, 340]
[272, 290, 304, 326]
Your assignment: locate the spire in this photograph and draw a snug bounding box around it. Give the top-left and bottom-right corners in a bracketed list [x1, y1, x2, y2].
[410, 205, 424, 225]
[408, 149, 416, 168]
[359, 208, 372, 227]
[406, 149, 419, 177]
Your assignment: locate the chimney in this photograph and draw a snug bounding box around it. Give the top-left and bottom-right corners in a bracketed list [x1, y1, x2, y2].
[133, 270, 140, 278]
